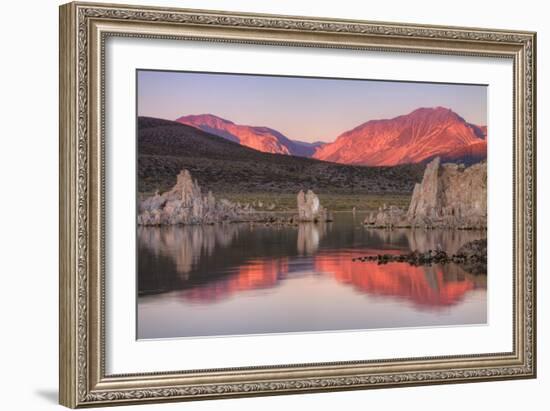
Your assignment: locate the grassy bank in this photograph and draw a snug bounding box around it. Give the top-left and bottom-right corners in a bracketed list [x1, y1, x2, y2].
[216, 192, 411, 212]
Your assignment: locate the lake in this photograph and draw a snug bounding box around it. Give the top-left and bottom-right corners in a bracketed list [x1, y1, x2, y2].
[137, 213, 487, 339]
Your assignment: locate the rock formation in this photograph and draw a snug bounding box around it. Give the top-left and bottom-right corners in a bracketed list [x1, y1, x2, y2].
[297, 190, 332, 222]
[137, 170, 254, 225]
[407, 157, 486, 228]
[456, 239, 487, 275]
[364, 157, 487, 229]
[364, 204, 407, 228]
[352, 238, 486, 276]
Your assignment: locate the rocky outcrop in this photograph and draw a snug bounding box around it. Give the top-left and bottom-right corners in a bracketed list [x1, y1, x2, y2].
[364, 157, 487, 229]
[352, 238, 487, 275]
[456, 239, 487, 275]
[407, 158, 441, 221]
[138, 170, 255, 225]
[407, 157, 486, 228]
[364, 204, 407, 228]
[297, 190, 332, 222]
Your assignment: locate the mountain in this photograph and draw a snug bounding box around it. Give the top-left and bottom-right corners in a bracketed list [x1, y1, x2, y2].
[138, 116, 262, 159]
[175, 114, 319, 157]
[436, 140, 487, 166]
[292, 140, 326, 151]
[312, 107, 487, 166]
[138, 116, 424, 195]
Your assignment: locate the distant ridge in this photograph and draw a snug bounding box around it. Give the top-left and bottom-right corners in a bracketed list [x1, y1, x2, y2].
[137, 116, 425, 195]
[313, 107, 487, 166]
[174, 108, 486, 166]
[176, 114, 319, 157]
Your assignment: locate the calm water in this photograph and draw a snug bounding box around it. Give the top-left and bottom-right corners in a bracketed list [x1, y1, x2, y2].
[137, 213, 487, 339]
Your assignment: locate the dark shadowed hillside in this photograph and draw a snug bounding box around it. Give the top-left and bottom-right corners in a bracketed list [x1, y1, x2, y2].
[137, 117, 425, 195]
[432, 140, 487, 166]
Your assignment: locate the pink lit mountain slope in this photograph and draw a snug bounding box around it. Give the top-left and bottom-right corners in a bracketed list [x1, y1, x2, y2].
[176, 114, 323, 157]
[312, 107, 487, 166]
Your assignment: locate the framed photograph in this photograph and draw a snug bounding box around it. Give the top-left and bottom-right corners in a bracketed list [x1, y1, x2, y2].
[59, 2, 537, 408]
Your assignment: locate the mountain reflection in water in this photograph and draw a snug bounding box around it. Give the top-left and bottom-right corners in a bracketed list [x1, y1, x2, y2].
[138, 213, 487, 338]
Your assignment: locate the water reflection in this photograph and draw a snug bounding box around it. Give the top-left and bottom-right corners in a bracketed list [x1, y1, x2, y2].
[138, 213, 487, 338]
[316, 254, 483, 308]
[138, 224, 242, 278]
[372, 228, 484, 255]
[297, 223, 327, 255]
[179, 259, 288, 302]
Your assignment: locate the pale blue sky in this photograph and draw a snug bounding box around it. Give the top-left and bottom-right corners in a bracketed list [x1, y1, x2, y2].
[137, 70, 487, 143]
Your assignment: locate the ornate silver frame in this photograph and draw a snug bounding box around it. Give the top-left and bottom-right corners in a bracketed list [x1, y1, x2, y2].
[59, 1, 536, 408]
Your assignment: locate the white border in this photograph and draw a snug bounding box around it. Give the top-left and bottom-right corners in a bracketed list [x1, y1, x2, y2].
[105, 37, 513, 374]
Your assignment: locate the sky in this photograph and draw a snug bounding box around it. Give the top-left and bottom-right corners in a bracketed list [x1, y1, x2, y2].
[137, 70, 487, 143]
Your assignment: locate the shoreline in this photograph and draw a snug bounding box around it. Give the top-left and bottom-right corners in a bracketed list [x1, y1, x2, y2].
[138, 214, 489, 230]
[138, 191, 412, 213]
